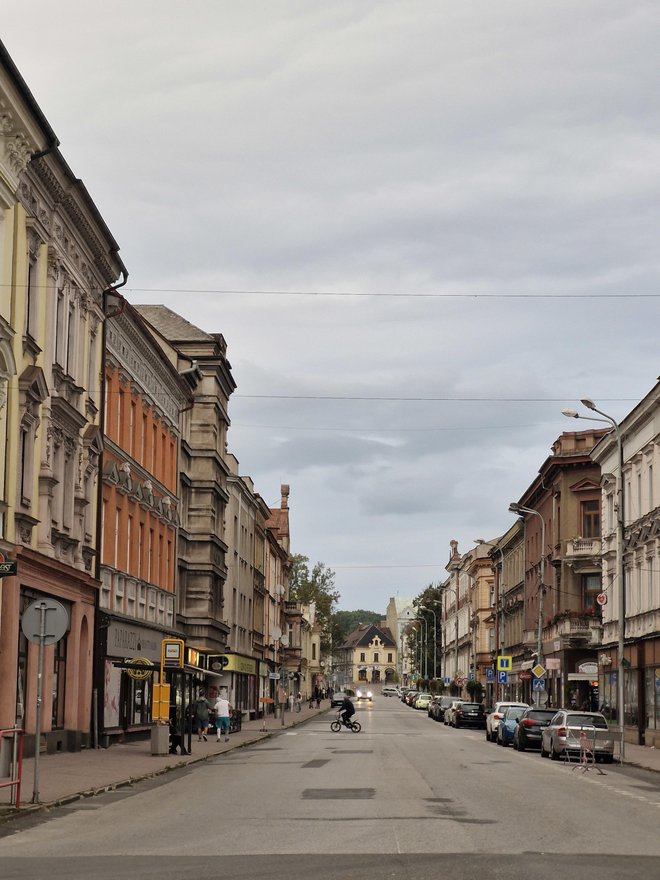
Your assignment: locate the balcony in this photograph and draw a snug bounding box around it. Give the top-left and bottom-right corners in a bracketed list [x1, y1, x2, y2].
[547, 614, 603, 648]
[563, 537, 601, 571]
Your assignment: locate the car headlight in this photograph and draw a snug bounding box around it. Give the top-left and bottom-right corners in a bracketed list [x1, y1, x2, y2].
[367, 691, 373, 699]
[356, 690, 363, 697]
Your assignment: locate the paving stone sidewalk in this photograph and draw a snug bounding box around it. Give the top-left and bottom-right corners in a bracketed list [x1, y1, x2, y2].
[0, 703, 328, 820]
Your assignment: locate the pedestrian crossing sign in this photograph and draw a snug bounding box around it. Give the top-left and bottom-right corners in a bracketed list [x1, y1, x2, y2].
[497, 655, 512, 671]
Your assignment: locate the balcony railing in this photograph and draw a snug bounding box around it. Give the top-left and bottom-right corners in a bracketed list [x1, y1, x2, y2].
[564, 537, 601, 558]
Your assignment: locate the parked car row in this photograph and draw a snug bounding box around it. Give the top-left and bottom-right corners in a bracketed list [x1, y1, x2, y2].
[418, 695, 616, 764]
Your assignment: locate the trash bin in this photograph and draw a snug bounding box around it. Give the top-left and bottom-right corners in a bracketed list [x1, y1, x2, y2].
[151, 724, 170, 756]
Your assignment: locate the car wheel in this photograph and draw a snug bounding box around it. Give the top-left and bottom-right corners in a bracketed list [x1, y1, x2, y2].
[550, 741, 559, 760]
[485, 730, 490, 741]
[517, 740, 525, 752]
[540, 742, 548, 758]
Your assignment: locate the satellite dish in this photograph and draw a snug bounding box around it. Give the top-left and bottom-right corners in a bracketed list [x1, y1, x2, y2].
[276, 584, 285, 596]
[271, 626, 282, 641]
[280, 633, 289, 647]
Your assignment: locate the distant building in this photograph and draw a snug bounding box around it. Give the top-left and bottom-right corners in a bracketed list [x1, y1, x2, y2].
[336, 623, 397, 686]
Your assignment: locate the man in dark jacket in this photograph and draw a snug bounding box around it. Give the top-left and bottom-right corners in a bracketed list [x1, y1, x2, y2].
[339, 695, 355, 727]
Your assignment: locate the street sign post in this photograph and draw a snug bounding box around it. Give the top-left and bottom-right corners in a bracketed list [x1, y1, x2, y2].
[497, 656, 512, 671]
[532, 663, 546, 679]
[21, 598, 69, 804]
[532, 678, 546, 692]
[486, 668, 494, 681]
[498, 671, 508, 684]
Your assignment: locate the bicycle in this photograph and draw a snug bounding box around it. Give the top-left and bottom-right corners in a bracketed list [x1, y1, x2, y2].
[330, 711, 361, 733]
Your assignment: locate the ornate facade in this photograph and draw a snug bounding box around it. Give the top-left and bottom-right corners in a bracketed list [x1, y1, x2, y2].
[0, 41, 125, 752]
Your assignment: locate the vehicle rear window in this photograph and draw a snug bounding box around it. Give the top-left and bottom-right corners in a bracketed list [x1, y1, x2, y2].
[526, 711, 556, 720]
[567, 714, 608, 729]
[459, 703, 480, 710]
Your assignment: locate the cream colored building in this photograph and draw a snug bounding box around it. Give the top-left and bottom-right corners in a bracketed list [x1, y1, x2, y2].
[0, 41, 125, 751]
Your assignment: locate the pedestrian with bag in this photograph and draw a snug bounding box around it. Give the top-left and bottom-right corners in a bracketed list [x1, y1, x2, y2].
[194, 689, 213, 741]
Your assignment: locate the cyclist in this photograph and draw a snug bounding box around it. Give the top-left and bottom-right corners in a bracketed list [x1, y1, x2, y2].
[339, 694, 356, 728]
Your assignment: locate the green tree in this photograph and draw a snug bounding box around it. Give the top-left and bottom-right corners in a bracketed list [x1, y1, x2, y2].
[331, 609, 382, 647]
[289, 554, 340, 651]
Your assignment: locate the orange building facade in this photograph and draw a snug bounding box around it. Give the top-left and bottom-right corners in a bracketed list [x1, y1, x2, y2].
[96, 303, 189, 742]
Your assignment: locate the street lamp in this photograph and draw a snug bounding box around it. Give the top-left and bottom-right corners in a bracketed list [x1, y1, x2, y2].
[563, 399, 626, 762]
[475, 538, 505, 700]
[417, 615, 429, 679]
[419, 605, 438, 679]
[509, 502, 546, 706]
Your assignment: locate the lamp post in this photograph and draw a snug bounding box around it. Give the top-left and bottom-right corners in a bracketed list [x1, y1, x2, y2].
[419, 605, 438, 680]
[509, 502, 546, 707]
[475, 539, 505, 701]
[417, 615, 429, 679]
[563, 400, 626, 762]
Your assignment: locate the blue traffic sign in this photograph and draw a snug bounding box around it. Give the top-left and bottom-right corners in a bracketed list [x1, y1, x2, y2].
[498, 671, 508, 684]
[468, 672, 475, 681]
[486, 668, 494, 681]
[532, 678, 546, 691]
[444, 677, 451, 686]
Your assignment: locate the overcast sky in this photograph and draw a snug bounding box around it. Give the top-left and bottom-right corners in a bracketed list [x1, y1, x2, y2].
[5, 2, 660, 612]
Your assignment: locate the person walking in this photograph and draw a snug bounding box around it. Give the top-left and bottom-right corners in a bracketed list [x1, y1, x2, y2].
[194, 689, 212, 741]
[314, 686, 321, 708]
[214, 691, 232, 742]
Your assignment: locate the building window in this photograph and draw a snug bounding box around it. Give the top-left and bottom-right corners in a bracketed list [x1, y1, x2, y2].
[374, 652, 379, 663]
[312, 643, 316, 660]
[388, 652, 393, 663]
[52, 634, 67, 729]
[581, 500, 600, 538]
[582, 574, 601, 612]
[360, 652, 365, 662]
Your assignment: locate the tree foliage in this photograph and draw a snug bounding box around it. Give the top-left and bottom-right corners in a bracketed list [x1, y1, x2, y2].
[289, 554, 340, 650]
[331, 609, 382, 647]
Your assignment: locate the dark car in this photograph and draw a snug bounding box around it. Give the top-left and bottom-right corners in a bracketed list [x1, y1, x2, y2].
[513, 708, 557, 751]
[430, 696, 455, 722]
[453, 702, 487, 729]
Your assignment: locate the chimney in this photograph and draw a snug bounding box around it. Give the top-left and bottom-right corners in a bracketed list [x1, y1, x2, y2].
[281, 484, 290, 509]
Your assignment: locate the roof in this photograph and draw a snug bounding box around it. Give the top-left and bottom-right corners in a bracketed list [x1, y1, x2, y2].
[340, 623, 396, 650]
[133, 305, 214, 342]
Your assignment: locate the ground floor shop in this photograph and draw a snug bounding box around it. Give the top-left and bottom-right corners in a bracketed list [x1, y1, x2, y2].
[598, 635, 660, 747]
[0, 546, 99, 756]
[96, 613, 184, 745]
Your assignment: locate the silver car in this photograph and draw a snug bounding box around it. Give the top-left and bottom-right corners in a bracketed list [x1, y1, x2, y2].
[541, 710, 614, 763]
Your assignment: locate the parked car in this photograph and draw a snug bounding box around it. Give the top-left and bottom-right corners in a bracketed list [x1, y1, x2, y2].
[541, 710, 614, 763]
[405, 690, 420, 706]
[355, 687, 373, 702]
[400, 688, 415, 702]
[453, 702, 487, 729]
[486, 701, 529, 742]
[512, 708, 557, 751]
[496, 705, 528, 746]
[429, 696, 455, 722]
[414, 693, 432, 711]
[381, 686, 400, 698]
[445, 700, 463, 726]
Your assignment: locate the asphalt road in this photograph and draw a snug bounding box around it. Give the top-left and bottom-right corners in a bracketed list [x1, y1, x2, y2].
[1, 696, 659, 879]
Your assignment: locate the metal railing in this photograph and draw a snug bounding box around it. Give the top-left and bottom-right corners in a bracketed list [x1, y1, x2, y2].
[0, 728, 24, 809]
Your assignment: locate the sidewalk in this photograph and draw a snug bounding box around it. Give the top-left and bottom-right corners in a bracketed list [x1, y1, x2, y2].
[0, 703, 328, 821]
[2, 710, 659, 822]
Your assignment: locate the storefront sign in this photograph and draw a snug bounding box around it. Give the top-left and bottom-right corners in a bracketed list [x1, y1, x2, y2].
[577, 661, 598, 675]
[108, 621, 161, 661]
[223, 654, 257, 675]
